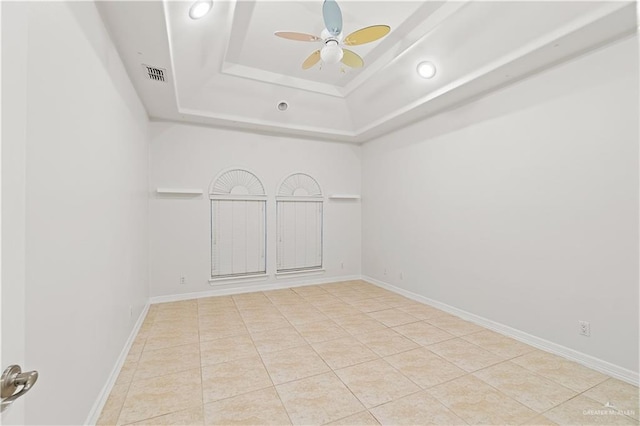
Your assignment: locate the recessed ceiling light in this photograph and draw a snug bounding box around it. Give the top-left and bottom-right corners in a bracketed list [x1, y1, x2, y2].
[417, 61, 437, 79]
[189, 0, 213, 20]
[277, 101, 289, 111]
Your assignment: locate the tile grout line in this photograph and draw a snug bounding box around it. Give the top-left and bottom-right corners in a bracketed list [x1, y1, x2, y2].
[112, 308, 154, 425]
[268, 287, 390, 423]
[536, 378, 638, 423]
[115, 307, 161, 425]
[199, 297, 280, 415]
[304, 293, 432, 421]
[319, 410, 381, 426]
[505, 350, 611, 394]
[99, 282, 637, 426]
[195, 301, 205, 419]
[248, 291, 296, 426]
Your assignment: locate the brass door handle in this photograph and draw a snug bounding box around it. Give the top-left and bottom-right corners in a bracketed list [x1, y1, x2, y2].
[1, 365, 38, 412]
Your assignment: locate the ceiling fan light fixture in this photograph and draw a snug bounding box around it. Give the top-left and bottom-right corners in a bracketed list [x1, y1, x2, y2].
[274, 0, 390, 71]
[417, 61, 437, 79]
[321, 40, 344, 64]
[189, 0, 213, 20]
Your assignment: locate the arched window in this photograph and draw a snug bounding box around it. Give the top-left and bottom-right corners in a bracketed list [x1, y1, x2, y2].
[276, 173, 323, 273]
[210, 169, 266, 279]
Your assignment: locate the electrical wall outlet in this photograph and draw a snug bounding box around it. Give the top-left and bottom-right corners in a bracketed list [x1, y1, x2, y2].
[399, 272, 404, 280]
[579, 320, 591, 337]
[179, 275, 187, 285]
[341, 262, 344, 269]
[383, 268, 387, 276]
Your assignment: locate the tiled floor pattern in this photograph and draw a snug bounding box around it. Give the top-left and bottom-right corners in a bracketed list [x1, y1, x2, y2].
[98, 280, 639, 425]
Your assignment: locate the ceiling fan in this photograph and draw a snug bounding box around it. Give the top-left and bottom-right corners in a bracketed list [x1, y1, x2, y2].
[274, 0, 391, 70]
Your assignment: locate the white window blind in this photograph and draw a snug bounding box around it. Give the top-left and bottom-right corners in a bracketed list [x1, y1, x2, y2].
[277, 201, 323, 272]
[210, 169, 267, 279]
[211, 200, 266, 278]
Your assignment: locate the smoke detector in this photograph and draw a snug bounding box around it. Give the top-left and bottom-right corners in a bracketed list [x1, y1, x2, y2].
[277, 101, 289, 111]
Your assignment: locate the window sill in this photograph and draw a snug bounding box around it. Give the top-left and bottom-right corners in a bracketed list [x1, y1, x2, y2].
[209, 273, 268, 285]
[275, 269, 325, 279]
[329, 194, 360, 200]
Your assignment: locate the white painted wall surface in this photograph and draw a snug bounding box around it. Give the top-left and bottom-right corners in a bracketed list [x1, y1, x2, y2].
[12, 3, 150, 424]
[1, 2, 29, 424]
[149, 123, 361, 298]
[362, 36, 639, 374]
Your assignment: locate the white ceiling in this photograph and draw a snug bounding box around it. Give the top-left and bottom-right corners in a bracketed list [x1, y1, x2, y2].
[97, 1, 637, 143]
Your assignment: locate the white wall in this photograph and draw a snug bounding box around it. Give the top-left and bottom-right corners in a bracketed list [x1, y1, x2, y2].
[1, 3, 29, 424]
[362, 36, 639, 375]
[149, 123, 361, 299]
[3, 3, 149, 424]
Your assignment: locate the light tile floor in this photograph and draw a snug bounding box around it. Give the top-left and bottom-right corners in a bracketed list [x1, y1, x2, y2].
[97, 280, 639, 425]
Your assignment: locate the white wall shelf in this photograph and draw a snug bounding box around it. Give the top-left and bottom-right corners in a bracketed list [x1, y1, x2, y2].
[329, 194, 361, 200]
[156, 188, 203, 195]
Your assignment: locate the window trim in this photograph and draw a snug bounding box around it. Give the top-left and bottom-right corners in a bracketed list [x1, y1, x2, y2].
[209, 194, 267, 201]
[209, 272, 269, 285]
[209, 168, 268, 280]
[276, 173, 324, 274]
[275, 268, 325, 279]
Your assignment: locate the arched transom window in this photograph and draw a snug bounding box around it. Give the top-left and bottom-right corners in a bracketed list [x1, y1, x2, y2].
[210, 169, 266, 279]
[276, 173, 323, 273]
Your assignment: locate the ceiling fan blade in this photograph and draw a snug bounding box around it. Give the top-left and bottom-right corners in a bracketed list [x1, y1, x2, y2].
[343, 25, 391, 46]
[341, 49, 364, 68]
[322, 0, 343, 36]
[274, 31, 321, 42]
[302, 50, 321, 69]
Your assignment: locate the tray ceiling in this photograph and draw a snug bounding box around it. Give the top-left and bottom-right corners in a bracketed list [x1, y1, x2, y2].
[97, 1, 637, 143]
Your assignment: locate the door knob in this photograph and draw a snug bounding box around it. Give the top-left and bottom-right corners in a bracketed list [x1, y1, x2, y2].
[1, 365, 38, 412]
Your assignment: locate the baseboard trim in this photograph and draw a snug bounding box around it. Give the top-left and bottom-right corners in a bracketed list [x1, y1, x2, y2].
[363, 275, 639, 386]
[149, 274, 362, 304]
[85, 303, 150, 425]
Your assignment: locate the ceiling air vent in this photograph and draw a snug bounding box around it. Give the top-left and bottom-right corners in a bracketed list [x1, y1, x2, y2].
[142, 64, 166, 82]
